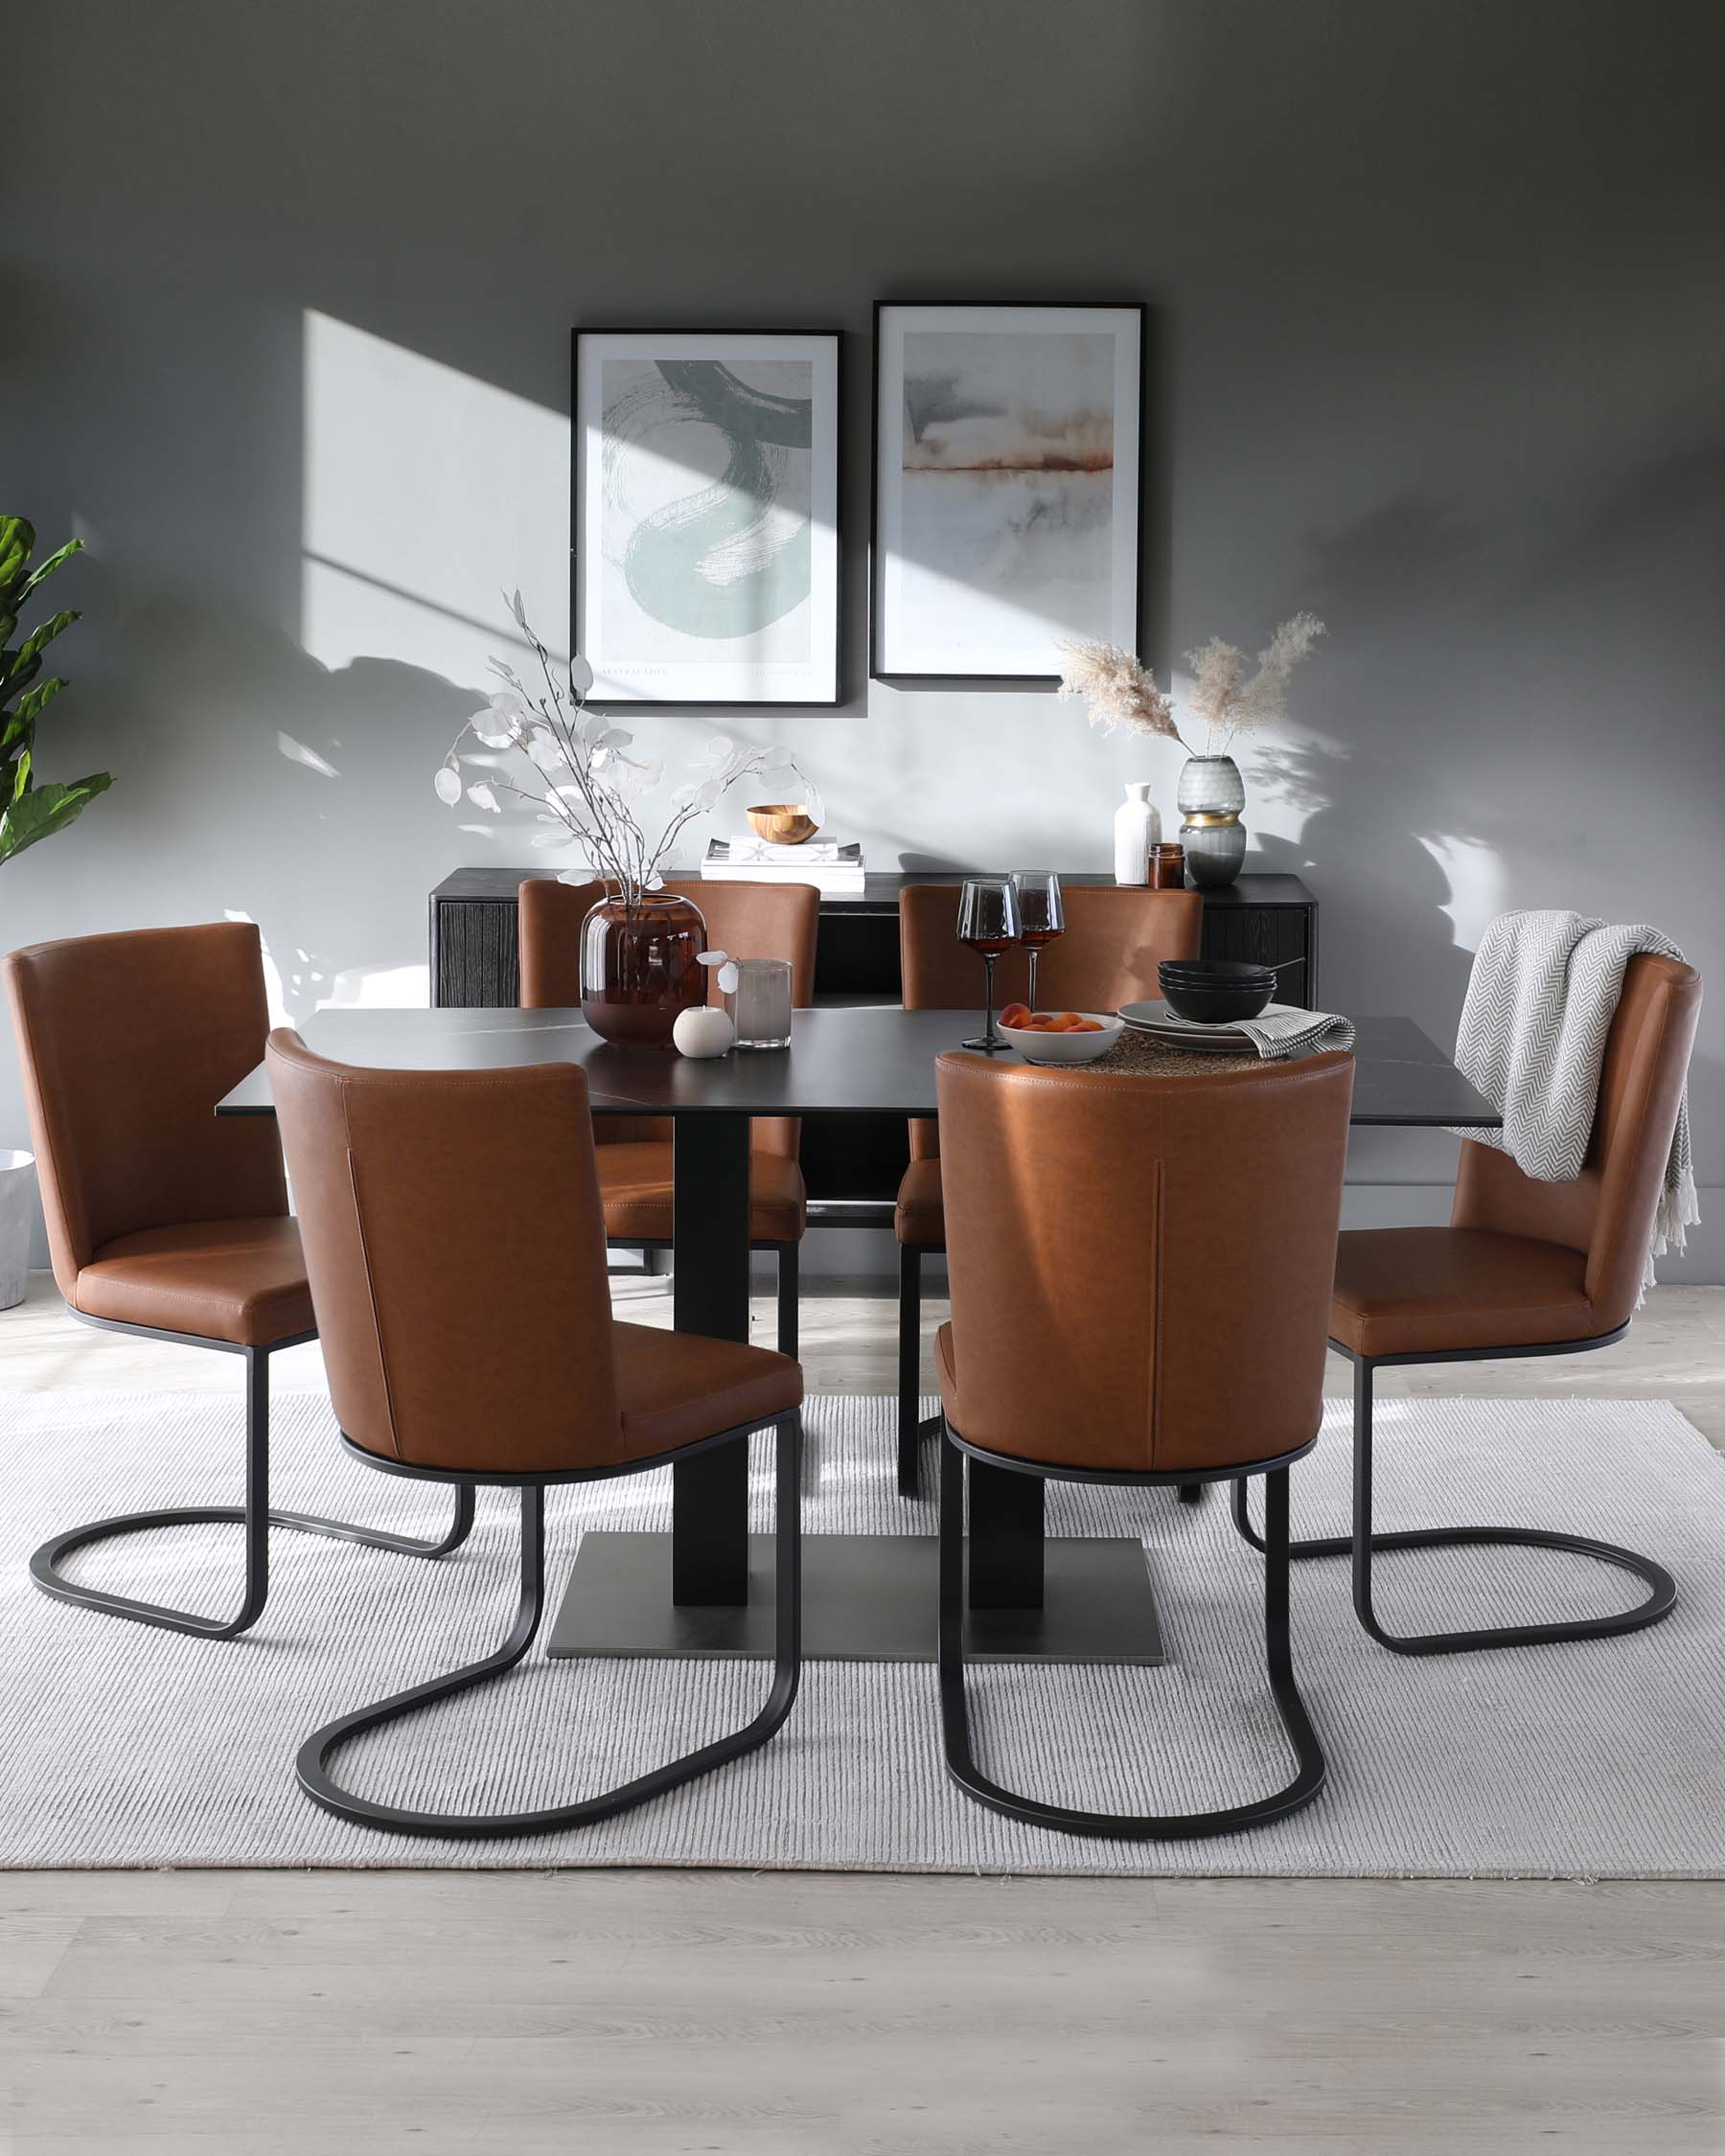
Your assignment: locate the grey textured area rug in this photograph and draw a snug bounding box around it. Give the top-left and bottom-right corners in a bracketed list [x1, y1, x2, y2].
[2, 1388, 1722, 1876]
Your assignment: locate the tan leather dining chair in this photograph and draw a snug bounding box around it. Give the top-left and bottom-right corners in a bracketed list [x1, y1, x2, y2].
[2, 924, 472, 1640]
[895, 883, 1204, 1496]
[932, 1046, 1354, 1837]
[518, 876, 819, 1355]
[267, 1029, 803, 1839]
[1233, 950, 1703, 1656]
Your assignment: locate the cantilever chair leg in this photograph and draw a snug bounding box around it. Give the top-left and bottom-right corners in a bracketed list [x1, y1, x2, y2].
[298, 1412, 802, 1838]
[1230, 1341, 1676, 1655]
[937, 1424, 1326, 1839]
[776, 1242, 798, 1360]
[30, 1320, 477, 1641]
[896, 1244, 942, 1499]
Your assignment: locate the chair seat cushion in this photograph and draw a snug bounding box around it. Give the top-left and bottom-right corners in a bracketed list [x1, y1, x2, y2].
[895, 1158, 946, 1249]
[1329, 1227, 1600, 1360]
[75, 1216, 313, 1348]
[613, 1320, 803, 1459]
[597, 1142, 806, 1245]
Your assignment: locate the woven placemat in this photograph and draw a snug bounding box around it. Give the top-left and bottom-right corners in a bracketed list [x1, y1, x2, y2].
[1088, 1030, 1267, 1076]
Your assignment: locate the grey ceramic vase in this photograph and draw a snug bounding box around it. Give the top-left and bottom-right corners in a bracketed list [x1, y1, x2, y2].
[1178, 754, 1248, 888]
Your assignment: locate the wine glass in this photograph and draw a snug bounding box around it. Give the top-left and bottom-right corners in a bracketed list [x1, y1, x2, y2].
[956, 877, 1022, 1051]
[1012, 871, 1065, 1009]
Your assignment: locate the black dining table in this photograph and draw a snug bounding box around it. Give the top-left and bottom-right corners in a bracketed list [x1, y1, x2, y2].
[219, 1005, 1498, 1667]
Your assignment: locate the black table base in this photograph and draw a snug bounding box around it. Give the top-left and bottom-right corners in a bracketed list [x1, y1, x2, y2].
[547, 1529, 1164, 1665]
[669, 1118, 753, 1605]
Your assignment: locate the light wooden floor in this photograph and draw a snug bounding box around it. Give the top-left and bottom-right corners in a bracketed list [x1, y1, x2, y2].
[3, 1273, 1723, 2152]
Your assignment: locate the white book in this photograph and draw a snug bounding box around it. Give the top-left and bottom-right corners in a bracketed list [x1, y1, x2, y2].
[700, 837, 865, 894]
[735, 841, 852, 863]
[707, 837, 863, 867]
[701, 860, 866, 895]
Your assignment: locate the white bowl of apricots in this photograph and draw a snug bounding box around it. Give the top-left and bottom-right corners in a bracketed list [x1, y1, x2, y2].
[996, 1004, 1124, 1066]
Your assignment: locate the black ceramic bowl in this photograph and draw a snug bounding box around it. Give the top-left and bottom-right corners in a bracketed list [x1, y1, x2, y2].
[1159, 959, 1275, 985]
[1156, 970, 1276, 987]
[1158, 958, 1275, 1023]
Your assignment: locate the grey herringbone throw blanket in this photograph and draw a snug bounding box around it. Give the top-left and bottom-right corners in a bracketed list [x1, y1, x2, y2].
[1452, 910, 1698, 1287]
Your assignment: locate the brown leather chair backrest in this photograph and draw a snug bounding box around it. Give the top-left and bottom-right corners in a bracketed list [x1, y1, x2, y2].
[934, 1048, 1354, 1476]
[901, 883, 1205, 1161]
[1451, 951, 1702, 1336]
[518, 875, 819, 1156]
[3, 924, 288, 1299]
[518, 877, 604, 1008]
[265, 1029, 623, 1477]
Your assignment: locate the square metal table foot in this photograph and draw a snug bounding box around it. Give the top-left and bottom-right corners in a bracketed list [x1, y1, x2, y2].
[545, 1530, 1164, 1664]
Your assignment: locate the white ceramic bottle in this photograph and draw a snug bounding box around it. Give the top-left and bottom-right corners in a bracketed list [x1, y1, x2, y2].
[1113, 781, 1162, 885]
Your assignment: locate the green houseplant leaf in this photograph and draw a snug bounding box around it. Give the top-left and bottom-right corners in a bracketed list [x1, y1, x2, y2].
[0, 517, 109, 863]
[0, 773, 112, 864]
[14, 539, 84, 607]
[0, 519, 34, 593]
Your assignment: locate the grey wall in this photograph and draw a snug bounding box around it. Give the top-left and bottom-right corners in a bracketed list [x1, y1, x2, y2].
[9, 0, 1723, 1274]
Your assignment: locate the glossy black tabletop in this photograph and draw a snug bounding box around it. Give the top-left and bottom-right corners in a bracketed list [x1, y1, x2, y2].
[217, 1006, 1499, 1128]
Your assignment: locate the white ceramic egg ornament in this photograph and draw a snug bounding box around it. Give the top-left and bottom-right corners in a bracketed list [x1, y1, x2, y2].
[677, 952, 736, 1057]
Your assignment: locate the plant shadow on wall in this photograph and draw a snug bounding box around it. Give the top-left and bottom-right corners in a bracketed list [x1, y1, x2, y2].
[1251, 462, 1725, 1067]
[1230, 494, 1524, 1041]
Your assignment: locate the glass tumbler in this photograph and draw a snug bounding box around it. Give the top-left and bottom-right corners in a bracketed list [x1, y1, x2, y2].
[724, 958, 794, 1048]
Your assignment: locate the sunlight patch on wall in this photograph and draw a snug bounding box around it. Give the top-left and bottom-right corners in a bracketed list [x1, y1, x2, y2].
[301, 310, 569, 683]
[1417, 834, 1505, 954]
[319, 959, 430, 1008]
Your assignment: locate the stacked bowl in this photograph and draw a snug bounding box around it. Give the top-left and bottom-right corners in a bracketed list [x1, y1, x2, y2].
[1157, 957, 1276, 1023]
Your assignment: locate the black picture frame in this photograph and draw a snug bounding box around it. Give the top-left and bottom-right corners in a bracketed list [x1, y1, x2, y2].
[571, 327, 843, 708]
[869, 300, 1148, 686]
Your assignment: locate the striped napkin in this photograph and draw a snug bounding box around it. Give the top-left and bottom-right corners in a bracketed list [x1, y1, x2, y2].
[1158, 1002, 1356, 1059]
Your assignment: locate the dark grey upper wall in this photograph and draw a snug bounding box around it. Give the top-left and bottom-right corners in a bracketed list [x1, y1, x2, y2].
[9, 0, 1724, 1262]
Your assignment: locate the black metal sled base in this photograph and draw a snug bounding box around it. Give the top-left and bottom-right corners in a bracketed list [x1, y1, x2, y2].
[31, 1321, 475, 1640]
[1230, 1342, 1676, 1656]
[297, 1413, 801, 1840]
[938, 1427, 1325, 1841]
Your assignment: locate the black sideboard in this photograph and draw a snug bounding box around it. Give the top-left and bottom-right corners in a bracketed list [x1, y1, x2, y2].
[427, 868, 1319, 1210]
[430, 867, 1318, 1009]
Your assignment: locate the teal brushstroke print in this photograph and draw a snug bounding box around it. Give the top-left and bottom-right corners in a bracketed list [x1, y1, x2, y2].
[602, 360, 812, 642]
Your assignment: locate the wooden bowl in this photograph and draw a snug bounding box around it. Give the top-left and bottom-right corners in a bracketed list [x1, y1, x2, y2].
[746, 804, 820, 845]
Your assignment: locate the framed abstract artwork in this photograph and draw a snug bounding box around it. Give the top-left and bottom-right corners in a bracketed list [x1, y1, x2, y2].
[572, 329, 841, 704]
[870, 302, 1145, 682]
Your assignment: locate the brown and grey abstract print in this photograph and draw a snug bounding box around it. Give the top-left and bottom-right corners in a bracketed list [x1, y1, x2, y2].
[897, 330, 1115, 654]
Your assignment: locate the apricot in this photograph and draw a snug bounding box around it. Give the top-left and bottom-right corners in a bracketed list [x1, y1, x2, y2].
[999, 1002, 1031, 1030]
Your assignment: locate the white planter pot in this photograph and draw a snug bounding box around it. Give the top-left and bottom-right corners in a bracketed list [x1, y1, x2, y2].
[0, 1151, 35, 1311]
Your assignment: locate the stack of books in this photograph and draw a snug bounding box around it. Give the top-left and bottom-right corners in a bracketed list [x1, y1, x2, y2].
[701, 837, 865, 896]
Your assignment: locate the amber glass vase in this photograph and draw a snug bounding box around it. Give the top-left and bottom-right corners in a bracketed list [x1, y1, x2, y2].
[579, 890, 707, 1046]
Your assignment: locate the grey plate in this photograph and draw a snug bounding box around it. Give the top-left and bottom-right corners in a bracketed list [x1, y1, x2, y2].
[1116, 998, 1300, 1052]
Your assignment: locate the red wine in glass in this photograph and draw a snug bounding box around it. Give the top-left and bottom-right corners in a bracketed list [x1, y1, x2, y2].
[956, 878, 1022, 1049]
[1012, 871, 1065, 1008]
